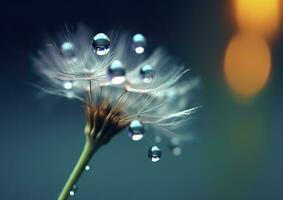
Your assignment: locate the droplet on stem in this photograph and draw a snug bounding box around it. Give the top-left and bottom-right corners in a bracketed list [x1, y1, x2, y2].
[85, 165, 90, 171]
[69, 184, 78, 197]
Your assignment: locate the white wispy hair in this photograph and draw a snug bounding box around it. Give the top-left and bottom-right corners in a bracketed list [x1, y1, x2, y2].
[33, 24, 199, 141]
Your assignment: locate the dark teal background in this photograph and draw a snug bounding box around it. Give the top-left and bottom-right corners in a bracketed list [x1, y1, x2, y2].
[0, 0, 282, 199]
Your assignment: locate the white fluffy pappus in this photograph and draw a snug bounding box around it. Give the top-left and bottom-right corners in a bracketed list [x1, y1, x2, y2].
[33, 24, 200, 143]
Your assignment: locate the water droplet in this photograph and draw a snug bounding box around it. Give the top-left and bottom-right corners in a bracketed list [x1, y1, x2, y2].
[85, 165, 90, 171]
[63, 81, 73, 90]
[92, 33, 110, 56]
[148, 146, 161, 162]
[108, 60, 126, 84]
[140, 64, 155, 83]
[69, 185, 78, 197]
[171, 137, 180, 146]
[154, 136, 162, 143]
[61, 42, 76, 59]
[132, 33, 146, 54]
[172, 146, 182, 156]
[128, 120, 144, 141]
[170, 137, 182, 156]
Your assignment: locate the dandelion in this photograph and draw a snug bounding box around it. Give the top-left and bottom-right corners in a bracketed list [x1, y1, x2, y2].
[33, 24, 199, 200]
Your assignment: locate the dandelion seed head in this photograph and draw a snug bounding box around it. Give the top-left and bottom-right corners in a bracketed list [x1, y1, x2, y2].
[34, 24, 199, 147]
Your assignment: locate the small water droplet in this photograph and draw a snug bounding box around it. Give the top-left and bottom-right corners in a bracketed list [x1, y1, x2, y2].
[69, 185, 78, 197]
[154, 136, 162, 143]
[140, 64, 155, 83]
[61, 41, 76, 59]
[171, 137, 180, 146]
[172, 146, 182, 156]
[85, 165, 90, 171]
[63, 81, 73, 90]
[108, 60, 126, 84]
[92, 33, 110, 56]
[132, 33, 146, 54]
[128, 120, 144, 141]
[148, 146, 161, 162]
[170, 137, 182, 156]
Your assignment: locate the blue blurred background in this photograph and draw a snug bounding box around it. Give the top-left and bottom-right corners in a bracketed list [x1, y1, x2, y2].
[0, 0, 282, 199]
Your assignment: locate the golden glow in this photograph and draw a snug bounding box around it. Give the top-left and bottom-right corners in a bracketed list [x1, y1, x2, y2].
[235, 0, 280, 36]
[224, 33, 271, 98]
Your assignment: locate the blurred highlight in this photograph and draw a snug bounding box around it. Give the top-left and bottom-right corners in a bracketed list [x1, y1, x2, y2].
[234, 0, 280, 37]
[224, 0, 280, 99]
[224, 33, 271, 98]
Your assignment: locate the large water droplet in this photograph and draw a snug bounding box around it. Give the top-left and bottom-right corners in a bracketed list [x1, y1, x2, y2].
[128, 120, 144, 141]
[140, 64, 155, 83]
[61, 42, 76, 59]
[69, 185, 78, 197]
[108, 60, 126, 84]
[148, 146, 161, 162]
[92, 33, 110, 56]
[132, 33, 146, 54]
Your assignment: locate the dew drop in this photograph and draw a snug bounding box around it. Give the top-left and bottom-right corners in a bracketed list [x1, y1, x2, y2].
[61, 41, 76, 59]
[148, 146, 161, 162]
[170, 137, 182, 156]
[108, 60, 126, 84]
[132, 33, 146, 54]
[172, 146, 182, 156]
[92, 33, 110, 56]
[154, 136, 162, 143]
[140, 64, 155, 83]
[128, 120, 144, 141]
[171, 137, 180, 146]
[63, 81, 73, 90]
[85, 165, 90, 171]
[69, 184, 78, 197]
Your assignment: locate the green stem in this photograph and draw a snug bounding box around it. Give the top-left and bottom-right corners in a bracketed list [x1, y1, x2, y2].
[58, 139, 98, 200]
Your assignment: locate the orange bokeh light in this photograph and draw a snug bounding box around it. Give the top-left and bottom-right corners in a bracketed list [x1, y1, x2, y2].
[224, 33, 271, 98]
[234, 0, 280, 37]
